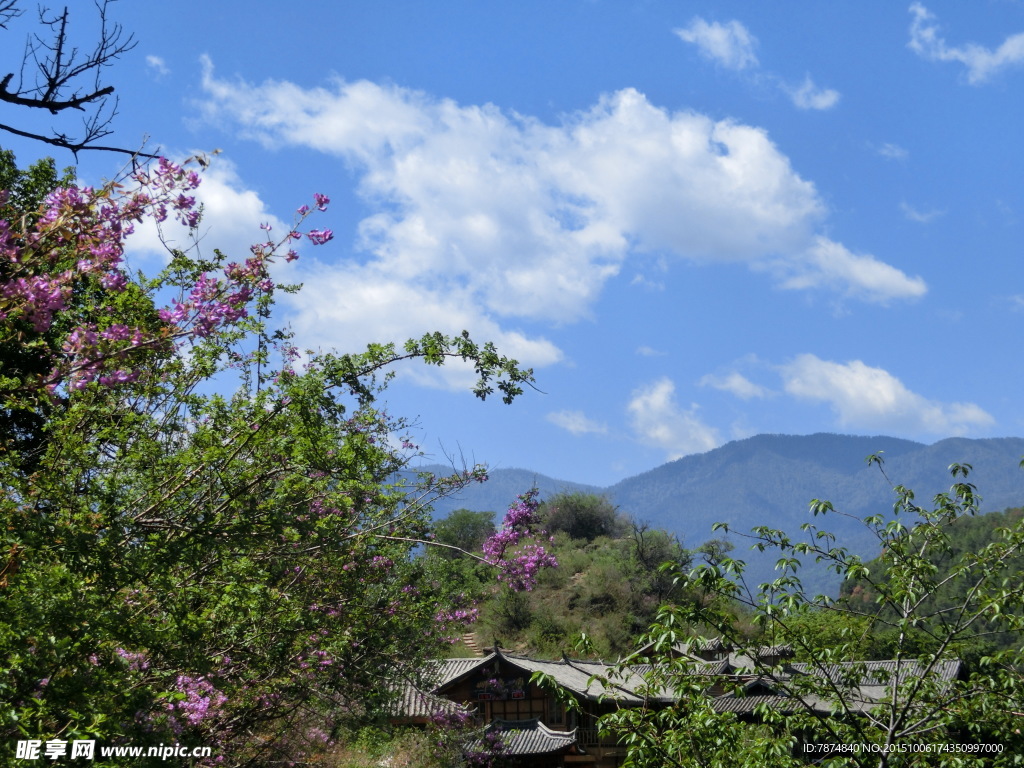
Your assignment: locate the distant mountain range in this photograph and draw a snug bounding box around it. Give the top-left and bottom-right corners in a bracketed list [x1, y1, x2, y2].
[415, 433, 1024, 593]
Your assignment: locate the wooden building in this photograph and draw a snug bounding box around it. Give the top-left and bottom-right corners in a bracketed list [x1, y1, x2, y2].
[390, 640, 965, 766]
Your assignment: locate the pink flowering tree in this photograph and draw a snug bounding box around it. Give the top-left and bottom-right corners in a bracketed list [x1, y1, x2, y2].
[481, 490, 558, 592]
[0, 150, 540, 766]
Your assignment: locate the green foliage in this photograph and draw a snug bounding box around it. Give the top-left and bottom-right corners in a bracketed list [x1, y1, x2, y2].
[0, 149, 77, 471]
[594, 458, 1024, 766]
[538, 491, 626, 541]
[0, 150, 76, 215]
[598, 695, 795, 768]
[842, 505, 1024, 660]
[0, 156, 534, 766]
[432, 508, 496, 559]
[472, 510, 694, 658]
[326, 721, 501, 768]
[771, 609, 883, 661]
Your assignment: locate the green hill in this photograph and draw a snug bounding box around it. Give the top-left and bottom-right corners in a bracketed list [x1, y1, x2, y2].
[426, 434, 1024, 593]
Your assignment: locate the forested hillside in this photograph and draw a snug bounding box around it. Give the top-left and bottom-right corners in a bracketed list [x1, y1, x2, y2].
[430, 493, 700, 660]
[428, 433, 1024, 590]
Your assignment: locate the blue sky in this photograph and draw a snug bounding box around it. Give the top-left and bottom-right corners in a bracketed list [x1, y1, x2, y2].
[5, 1, 1024, 486]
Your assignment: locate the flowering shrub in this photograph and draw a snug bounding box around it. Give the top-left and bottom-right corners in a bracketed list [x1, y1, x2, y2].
[429, 712, 506, 768]
[482, 490, 558, 591]
[0, 151, 535, 766]
[165, 676, 228, 734]
[0, 155, 339, 398]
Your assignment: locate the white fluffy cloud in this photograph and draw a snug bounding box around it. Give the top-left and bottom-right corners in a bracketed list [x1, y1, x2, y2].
[675, 19, 839, 111]
[769, 237, 926, 302]
[636, 345, 665, 357]
[785, 75, 841, 111]
[878, 142, 909, 161]
[909, 3, 1024, 84]
[547, 410, 608, 436]
[627, 378, 721, 459]
[194, 58, 923, 368]
[146, 55, 170, 77]
[700, 371, 769, 400]
[674, 18, 759, 70]
[900, 202, 944, 223]
[780, 354, 993, 435]
[286, 259, 564, 381]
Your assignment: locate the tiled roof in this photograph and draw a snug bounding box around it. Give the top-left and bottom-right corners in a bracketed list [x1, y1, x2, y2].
[711, 694, 805, 715]
[386, 681, 470, 720]
[792, 659, 962, 683]
[428, 656, 498, 688]
[788, 659, 963, 713]
[503, 655, 651, 702]
[485, 719, 577, 755]
[434, 651, 676, 703]
[400, 652, 963, 722]
[705, 659, 964, 715]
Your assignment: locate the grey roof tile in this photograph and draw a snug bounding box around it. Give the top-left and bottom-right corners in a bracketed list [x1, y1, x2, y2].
[483, 719, 577, 755]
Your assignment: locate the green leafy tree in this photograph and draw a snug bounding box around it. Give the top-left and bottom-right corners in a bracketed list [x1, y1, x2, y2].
[539, 491, 626, 542]
[0, 155, 543, 766]
[472, 514, 700, 658]
[0, 149, 76, 471]
[630, 519, 692, 603]
[593, 458, 1024, 766]
[843, 505, 1024, 662]
[432, 508, 496, 559]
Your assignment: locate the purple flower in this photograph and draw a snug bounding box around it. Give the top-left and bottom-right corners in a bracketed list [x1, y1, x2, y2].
[166, 675, 227, 733]
[116, 647, 150, 672]
[481, 490, 558, 591]
[99, 271, 128, 291]
[306, 229, 333, 245]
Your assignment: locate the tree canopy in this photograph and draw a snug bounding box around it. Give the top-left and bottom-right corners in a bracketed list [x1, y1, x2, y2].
[0, 151, 548, 766]
[538, 491, 627, 542]
[587, 458, 1024, 767]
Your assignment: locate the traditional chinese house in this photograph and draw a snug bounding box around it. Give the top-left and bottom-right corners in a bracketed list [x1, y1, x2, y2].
[391, 640, 965, 766]
[392, 647, 673, 766]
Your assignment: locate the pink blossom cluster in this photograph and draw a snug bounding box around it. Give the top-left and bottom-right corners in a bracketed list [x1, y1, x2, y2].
[293, 628, 337, 678]
[481, 490, 558, 591]
[130, 157, 202, 228]
[1, 274, 71, 331]
[434, 605, 481, 642]
[158, 271, 253, 338]
[431, 710, 474, 728]
[467, 729, 507, 766]
[0, 154, 335, 396]
[435, 607, 479, 624]
[306, 499, 349, 519]
[492, 542, 558, 592]
[153, 193, 332, 342]
[430, 711, 505, 767]
[115, 647, 150, 672]
[165, 675, 228, 734]
[60, 323, 147, 390]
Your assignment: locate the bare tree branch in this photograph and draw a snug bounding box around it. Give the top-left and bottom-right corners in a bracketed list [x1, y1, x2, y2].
[0, 119, 158, 158]
[0, 1, 22, 30]
[0, 1, 149, 156]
